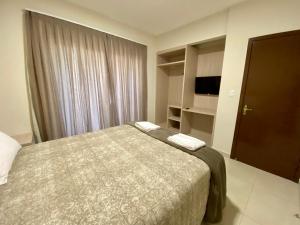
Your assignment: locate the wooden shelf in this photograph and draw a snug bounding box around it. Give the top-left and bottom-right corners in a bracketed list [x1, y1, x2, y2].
[168, 116, 181, 122]
[168, 104, 181, 109]
[157, 60, 185, 68]
[182, 107, 216, 116]
[157, 47, 186, 57]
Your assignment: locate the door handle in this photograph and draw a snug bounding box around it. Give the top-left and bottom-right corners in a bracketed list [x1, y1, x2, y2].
[243, 105, 253, 115]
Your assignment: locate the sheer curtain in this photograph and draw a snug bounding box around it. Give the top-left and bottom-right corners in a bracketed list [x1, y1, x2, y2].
[25, 11, 147, 141]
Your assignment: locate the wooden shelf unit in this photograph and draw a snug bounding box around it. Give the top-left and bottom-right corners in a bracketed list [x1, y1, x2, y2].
[155, 47, 186, 130]
[155, 37, 226, 147]
[157, 47, 186, 64]
[182, 107, 216, 116]
[168, 120, 180, 132]
[157, 60, 185, 68]
[168, 106, 181, 122]
[168, 116, 181, 122]
[168, 104, 181, 109]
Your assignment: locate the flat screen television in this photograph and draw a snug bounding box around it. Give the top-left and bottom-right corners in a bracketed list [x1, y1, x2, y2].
[195, 76, 221, 95]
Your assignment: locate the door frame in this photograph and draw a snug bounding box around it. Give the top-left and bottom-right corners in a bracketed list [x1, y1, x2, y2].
[231, 29, 300, 160]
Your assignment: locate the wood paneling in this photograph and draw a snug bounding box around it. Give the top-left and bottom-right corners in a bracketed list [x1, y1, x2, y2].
[197, 51, 224, 76]
[181, 45, 198, 108]
[190, 113, 214, 146]
[155, 67, 169, 124]
[193, 95, 218, 112]
[168, 74, 183, 107]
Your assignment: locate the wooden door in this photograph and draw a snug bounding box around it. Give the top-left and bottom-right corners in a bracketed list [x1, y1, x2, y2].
[232, 30, 300, 182]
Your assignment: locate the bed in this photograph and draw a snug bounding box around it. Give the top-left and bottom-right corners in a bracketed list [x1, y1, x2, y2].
[0, 124, 226, 225]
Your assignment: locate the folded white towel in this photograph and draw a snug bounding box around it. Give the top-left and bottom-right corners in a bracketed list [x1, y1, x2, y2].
[135, 121, 160, 132]
[167, 133, 206, 151]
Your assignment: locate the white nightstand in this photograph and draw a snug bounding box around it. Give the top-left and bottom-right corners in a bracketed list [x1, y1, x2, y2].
[12, 133, 33, 147]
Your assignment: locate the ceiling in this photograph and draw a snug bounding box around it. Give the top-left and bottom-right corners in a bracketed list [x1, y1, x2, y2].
[65, 0, 247, 36]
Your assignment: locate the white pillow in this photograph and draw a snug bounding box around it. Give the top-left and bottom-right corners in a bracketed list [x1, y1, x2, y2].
[0, 132, 21, 185]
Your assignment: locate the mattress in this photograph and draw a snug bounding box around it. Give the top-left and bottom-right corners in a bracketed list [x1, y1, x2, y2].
[0, 125, 210, 225]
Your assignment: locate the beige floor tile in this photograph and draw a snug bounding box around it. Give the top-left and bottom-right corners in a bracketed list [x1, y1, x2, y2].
[239, 215, 261, 225]
[284, 202, 300, 225]
[218, 157, 299, 225]
[255, 169, 298, 206]
[227, 174, 254, 210]
[225, 158, 258, 185]
[284, 215, 300, 225]
[245, 184, 294, 225]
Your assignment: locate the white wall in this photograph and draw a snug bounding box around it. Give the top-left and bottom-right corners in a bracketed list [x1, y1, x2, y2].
[0, 0, 156, 136]
[156, 0, 300, 155]
[156, 11, 228, 50]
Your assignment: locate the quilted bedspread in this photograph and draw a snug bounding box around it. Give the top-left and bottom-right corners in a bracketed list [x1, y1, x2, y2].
[0, 125, 210, 225]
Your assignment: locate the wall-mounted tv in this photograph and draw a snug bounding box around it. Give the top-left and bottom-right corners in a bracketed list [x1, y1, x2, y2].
[195, 76, 221, 95]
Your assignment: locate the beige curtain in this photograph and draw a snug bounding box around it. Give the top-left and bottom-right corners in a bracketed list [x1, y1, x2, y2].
[106, 35, 147, 124]
[25, 11, 147, 141]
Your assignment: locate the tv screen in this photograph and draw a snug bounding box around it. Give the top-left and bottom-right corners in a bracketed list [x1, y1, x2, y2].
[195, 76, 221, 95]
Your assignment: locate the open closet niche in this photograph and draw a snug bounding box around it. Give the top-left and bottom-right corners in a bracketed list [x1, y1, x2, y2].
[155, 47, 186, 132]
[155, 37, 226, 146]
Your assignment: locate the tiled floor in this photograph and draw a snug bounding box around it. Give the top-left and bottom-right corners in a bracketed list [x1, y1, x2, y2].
[204, 157, 300, 225]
